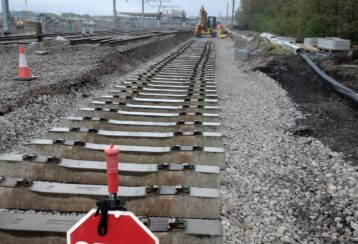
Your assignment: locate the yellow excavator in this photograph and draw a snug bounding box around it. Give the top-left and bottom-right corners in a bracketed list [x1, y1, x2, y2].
[194, 6, 228, 38]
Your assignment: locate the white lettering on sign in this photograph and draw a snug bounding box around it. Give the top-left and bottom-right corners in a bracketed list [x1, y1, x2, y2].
[76, 242, 105, 244]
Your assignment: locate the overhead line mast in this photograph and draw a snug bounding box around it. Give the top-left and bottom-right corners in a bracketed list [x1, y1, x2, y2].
[113, 0, 117, 30]
[1, 0, 11, 35]
[226, 1, 229, 25]
[231, 0, 235, 27]
[146, 0, 172, 28]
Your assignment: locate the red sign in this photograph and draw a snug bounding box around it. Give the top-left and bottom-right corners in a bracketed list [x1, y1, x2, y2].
[67, 209, 159, 244]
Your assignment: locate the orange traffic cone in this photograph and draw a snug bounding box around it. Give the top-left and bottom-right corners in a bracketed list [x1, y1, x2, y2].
[14, 44, 37, 81]
[194, 24, 200, 37]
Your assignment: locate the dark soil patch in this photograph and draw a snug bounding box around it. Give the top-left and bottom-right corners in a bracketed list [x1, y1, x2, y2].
[318, 60, 358, 91]
[256, 55, 358, 164]
[292, 126, 315, 137]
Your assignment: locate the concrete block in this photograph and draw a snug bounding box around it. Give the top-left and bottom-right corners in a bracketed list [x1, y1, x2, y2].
[317, 37, 351, 51]
[304, 38, 318, 46]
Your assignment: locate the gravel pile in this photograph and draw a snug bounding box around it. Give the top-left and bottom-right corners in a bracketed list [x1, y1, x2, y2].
[0, 40, 112, 114]
[0, 33, 190, 115]
[215, 38, 358, 243]
[0, 72, 115, 153]
[0, 35, 190, 153]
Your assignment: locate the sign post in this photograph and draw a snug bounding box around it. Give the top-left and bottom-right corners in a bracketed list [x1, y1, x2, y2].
[67, 144, 159, 244]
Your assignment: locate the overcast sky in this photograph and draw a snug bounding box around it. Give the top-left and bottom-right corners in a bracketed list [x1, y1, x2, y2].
[5, 0, 238, 17]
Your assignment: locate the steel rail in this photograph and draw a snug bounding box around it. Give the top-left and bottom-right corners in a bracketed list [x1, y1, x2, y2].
[0, 39, 223, 243]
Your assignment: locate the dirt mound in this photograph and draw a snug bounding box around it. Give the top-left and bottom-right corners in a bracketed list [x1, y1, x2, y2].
[318, 60, 358, 91]
[255, 55, 358, 165]
[0, 32, 190, 115]
[0, 32, 191, 153]
[231, 33, 358, 165]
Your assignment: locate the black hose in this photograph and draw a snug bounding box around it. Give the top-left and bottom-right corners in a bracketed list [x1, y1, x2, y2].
[300, 52, 358, 104]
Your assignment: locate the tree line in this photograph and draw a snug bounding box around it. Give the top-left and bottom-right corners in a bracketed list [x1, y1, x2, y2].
[236, 0, 358, 43]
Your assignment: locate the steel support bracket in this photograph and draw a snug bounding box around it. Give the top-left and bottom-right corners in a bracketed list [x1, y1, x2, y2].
[145, 185, 190, 195]
[22, 154, 37, 161]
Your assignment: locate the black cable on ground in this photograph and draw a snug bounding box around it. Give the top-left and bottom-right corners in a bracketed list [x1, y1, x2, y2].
[300, 52, 358, 104]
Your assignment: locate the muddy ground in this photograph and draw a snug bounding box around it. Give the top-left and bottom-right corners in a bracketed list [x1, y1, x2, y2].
[233, 34, 358, 165]
[0, 32, 190, 115]
[259, 56, 358, 164]
[234, 32, 358, 92]
[318, 60, 358, 91]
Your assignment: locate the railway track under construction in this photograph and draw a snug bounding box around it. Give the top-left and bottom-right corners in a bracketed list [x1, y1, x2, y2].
[0, 29, 185, 45]
[0, 39, 224, 243]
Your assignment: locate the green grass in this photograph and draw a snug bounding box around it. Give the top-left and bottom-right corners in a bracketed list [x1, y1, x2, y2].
[269, 45, 293, 55]
[260, 39, 294, 56]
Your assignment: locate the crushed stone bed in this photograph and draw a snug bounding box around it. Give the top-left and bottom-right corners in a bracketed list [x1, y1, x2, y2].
[0, 34, 190, 153]
[215, 38, 358, 243]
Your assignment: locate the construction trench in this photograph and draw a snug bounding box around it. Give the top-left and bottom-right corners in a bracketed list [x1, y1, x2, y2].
[0, 38, 224, 243]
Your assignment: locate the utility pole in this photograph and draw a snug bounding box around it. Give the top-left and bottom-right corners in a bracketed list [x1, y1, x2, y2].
[142, 0, 144, 29]
[226, 1, 229, 25]
[231, 0, 235, 27]
[1, 0, 11, 35]
[157, 1, 162, 28]
[25, 0, 29, 23]
[113, 0, 117, 30]
[141, 0, 144, 28]
[149, 0, 172, 28]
